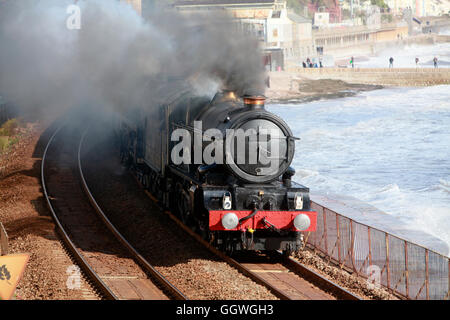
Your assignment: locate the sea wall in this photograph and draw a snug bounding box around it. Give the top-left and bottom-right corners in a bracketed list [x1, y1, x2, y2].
[286, 67, 450, 86]
[308, 192, 449, 300]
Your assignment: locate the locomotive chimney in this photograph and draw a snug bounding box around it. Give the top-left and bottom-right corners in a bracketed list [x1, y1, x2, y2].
[242, 89, 266, 109]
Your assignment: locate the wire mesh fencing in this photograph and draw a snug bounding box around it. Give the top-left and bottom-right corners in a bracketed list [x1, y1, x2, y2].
[308, 201, 450, 300]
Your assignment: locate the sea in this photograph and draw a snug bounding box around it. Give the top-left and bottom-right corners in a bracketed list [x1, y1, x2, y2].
[268, 33, 450, 254]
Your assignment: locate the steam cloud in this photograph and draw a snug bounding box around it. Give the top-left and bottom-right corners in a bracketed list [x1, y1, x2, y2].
[0, 0, 265, 118]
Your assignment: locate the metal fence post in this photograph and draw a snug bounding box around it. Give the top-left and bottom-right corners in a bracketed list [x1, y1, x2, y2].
[350, 220, 356, 272]
[386, 234, 390, 290]
[368, 227, 372, 267]
[336, 214, 341, 264]
[313, 204, 320, 248]
[323, 210, 328, 255]
[405, 240, 409, 298]
[0, 222, 8, 256]
[425, 249, 429, 300]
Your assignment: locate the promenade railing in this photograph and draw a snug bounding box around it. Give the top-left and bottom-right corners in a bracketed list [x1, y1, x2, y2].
[306, 199, 449, 300]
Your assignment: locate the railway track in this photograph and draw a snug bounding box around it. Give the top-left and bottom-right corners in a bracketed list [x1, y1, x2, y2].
[41, 123, 186, 300]
[157, 201, 361, 300]
[85, 139, 359, 300]
[76, 124, 361, 301]
[234, 251, 360, 300]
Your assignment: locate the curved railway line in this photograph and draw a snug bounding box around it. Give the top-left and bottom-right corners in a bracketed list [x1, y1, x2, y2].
[41, 123, 186, 300]
[82, 126, 361, 301]
[41, 120, 361, 300]
[152, 195, 361, 300]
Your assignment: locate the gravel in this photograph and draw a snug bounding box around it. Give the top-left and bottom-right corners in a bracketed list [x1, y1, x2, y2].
[82, 129, 277, 300]
[0, 121, 98, 300]
[0, 120, 395, 300]
[293, 249, 398, 300]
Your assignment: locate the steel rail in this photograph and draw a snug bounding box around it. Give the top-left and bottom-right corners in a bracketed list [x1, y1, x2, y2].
[80, 123, 362, 300]
[140, 182, 361, 300]
[77, 130, 187, 300]
[41, 125, 118, 300]
[275, 251, 361, 300]
[157, 201, 292, 300]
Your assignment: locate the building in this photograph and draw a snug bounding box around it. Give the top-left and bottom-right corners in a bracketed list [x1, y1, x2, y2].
[308, 0, 341, 23]
[266, 5, 314, 61]
[312, 20, 409, 60]
[421, 0, 450, 16]
[173, 0, 314, 67]
[385, 0, 450, 16]
[314, 12, 330, 27]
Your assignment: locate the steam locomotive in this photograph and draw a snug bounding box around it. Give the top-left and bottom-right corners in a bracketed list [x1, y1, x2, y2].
[117, 83, 317, 254]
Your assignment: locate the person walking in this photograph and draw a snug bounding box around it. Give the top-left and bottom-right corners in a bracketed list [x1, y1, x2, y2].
[350, 56, 354, 68]
[433, 57, 438, 68]
[389, 57, 394, 68]
[415, 57, 419, 67]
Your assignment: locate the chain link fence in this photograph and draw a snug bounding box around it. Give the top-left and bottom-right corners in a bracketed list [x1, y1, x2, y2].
[307, 201, 449, 300]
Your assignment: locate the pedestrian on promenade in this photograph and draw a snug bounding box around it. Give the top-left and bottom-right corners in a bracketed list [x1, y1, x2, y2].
[433, 57, 438, 68]
[319, 59, 323, 68]
[306, 58, 311, 68]
[350, 56, 354, 68]
[415, 57, 419, 67]
[389, 57, 394, 68]
[302, 61, 306, 68]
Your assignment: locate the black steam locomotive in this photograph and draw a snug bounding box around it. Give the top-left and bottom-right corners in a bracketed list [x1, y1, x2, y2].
[118, 83, 317, 254]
